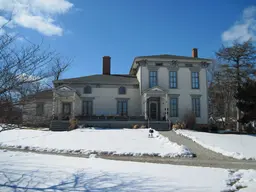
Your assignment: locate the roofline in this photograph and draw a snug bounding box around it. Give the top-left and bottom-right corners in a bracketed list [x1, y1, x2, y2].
[54, 81, 139, 86]
[53, 74, 137, 84]
[129, 56, 213, 74]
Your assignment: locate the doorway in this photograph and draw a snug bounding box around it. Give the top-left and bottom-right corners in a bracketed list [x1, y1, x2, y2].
[62, 102, 72, 116]
[149, 101, 158, 120]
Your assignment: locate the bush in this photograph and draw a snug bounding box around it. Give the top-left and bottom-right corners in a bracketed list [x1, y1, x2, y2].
[244, 124, 254, 134]
[172, 121, 185, 129]
[183, 110, 196, 129]
[133, 124, 139, 129]
[197, 126, 209, 132]
[209, 124, 218, 133]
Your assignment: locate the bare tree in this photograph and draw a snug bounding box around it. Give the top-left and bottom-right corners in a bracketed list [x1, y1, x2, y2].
[216, 39, 256, 131]
[51, 57, 72, 81]
[209, 65, 237, 129]
[0, 27, 57, 131]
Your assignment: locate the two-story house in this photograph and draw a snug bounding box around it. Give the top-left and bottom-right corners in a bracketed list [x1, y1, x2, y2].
[23, 48, 211, 128]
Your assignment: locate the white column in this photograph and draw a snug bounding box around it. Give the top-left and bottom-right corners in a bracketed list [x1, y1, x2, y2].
[144, 94, 148, 120]
[52, 91, 55, 119]
[72, 92, 76, 118]
[165, 93, 168, 121]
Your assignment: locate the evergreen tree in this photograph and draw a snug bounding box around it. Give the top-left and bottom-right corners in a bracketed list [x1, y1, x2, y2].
[216, 39, 256, 131]
[235, 79, 256, 124]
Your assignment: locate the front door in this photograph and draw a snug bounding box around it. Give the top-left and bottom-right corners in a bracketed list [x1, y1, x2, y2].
[149, 101, 158, 120]
[62, 102, 71, 116]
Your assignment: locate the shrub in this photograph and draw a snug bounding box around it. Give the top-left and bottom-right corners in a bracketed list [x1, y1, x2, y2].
[172, 121, 185, 129]
[183, 110, 196, 129]
[209, 124, 218, 133]
[133, 124, 139, 129]
[244, 123, 254, 134]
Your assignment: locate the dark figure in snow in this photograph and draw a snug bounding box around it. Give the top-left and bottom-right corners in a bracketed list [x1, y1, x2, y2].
[148, 128, 154, 138]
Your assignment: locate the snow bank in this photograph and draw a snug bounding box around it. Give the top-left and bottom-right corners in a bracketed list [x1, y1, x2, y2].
[175, 129, 256, 160]
[0, 128, 192, 157]
[2, 150, 254, 192]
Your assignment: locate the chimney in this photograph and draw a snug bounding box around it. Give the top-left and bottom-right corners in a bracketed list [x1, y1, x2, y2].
[102, 56, 111, 75]
[192, 48, 198, 58]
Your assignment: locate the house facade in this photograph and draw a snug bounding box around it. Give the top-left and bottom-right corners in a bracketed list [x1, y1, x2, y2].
[49, 48, 211, 125]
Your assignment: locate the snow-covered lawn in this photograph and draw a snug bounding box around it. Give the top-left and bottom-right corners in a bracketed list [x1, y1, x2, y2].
[175, 129, 256, 160]
[1, 150, 255, 192]
[0, 128, 192, 157]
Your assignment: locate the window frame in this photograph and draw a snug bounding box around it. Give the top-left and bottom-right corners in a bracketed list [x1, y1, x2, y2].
[36, 103, 44, 116]
[169, 71, 178, 89]
[118, 86, 126, 95]
[82, 100, 93, 116]
[191, 71, 200, 89]
[170, 98, 178, 117]
[117, 100, 128, 116]
[149, 71, 158, 88]
[192, 97, 200, 117]
[84, 85, 92, 94]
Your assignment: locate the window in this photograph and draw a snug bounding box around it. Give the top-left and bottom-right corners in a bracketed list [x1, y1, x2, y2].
[117, 100, 128, 116]
[191, 72, 199, 89]
[192, 98, 200, 117]
[118, 86, 126, 94]
[149, 71, 157, 88]
[83, 101, 93, 116]
[84, 86, 92, 94]
[169, 71, 177, 88]
[170, 98, 178, 117]
[36, 103, 44, 116]
[155, 63, 163, 66]
[186, 63, 193, 67]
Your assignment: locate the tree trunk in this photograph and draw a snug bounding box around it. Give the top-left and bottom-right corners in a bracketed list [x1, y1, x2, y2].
[236, 62, 241, 132]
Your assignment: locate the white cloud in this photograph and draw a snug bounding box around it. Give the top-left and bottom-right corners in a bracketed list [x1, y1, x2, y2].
[0, 0, 73, 36]
[222, 6, 256, 43]
[0, 16, 8, 26]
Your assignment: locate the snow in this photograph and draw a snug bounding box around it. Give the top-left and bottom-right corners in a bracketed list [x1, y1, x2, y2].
[1, 150, 255, 192]
[0, 128, 192, 157]
[175, 129, 256, 160]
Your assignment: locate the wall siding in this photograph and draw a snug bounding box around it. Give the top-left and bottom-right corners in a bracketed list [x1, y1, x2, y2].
[69, 85, 141, 116]
[23, 99, 53, 124]
[139, 62, 208, 124]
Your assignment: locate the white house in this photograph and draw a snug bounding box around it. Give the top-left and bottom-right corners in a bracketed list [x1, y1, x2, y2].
[48, 48, 211, 125]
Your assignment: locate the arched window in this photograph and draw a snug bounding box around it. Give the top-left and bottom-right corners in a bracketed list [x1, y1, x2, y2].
[118, 86, 126, 95]
[84, 86, 92, 94]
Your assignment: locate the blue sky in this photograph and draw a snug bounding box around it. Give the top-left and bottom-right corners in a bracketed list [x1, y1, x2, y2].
[1, 0, 256, 79]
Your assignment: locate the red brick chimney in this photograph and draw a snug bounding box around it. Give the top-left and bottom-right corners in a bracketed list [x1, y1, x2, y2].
[192, 48, 198, 58]
[102, 56, 111, 75]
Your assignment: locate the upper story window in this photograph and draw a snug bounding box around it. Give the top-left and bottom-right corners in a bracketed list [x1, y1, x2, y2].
[149, 71, 157, 88]
[118, 86, 126, 95]
[169, 71, 177, 88]
[155, 63, 163, 66]
[84, 85, 92, 94]
[191, 72, 199, 89]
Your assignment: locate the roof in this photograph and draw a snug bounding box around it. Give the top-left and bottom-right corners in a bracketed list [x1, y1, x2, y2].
[21, 90, 53, 102]
[54, 74, 139, 85]
[129, 54, 212, 74]
[135, 54, 211, 61]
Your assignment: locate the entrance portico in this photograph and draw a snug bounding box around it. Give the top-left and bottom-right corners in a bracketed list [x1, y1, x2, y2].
[142, 86, 169, 121]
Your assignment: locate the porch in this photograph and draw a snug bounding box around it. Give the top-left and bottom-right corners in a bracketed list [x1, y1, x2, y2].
[50, 120, 171, 131]
[52, 85, 80, 120]
[142, 86, 169, 121]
